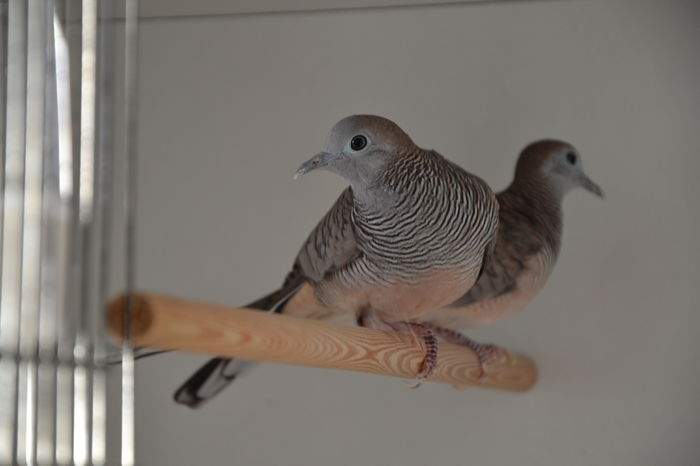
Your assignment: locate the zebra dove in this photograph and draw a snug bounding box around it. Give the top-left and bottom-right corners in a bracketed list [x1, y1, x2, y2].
[174, 115, 499, 407]
[419, 140, 604, 375]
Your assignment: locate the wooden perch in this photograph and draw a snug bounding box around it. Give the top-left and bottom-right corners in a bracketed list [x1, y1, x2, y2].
[107, 293, 536, 391]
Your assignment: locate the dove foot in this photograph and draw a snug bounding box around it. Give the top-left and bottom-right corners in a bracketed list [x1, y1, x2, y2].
[428, 325, 511, 382]
[356, 315, 438, 387]
[405, 322, 438, 387]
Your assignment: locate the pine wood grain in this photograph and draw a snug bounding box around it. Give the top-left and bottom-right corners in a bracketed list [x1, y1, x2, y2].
[107, 293, 537, 391]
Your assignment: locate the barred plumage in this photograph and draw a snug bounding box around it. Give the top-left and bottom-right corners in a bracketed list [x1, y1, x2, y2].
[423, 139, 603, 331]
[173, 115, 500, 406]
[337, 148, 497, 288]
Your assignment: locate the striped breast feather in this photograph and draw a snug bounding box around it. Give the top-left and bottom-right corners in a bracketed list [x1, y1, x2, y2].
[358, 149, 498, 269]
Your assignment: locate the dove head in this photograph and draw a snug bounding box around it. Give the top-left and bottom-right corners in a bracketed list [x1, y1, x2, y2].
[296, 115, 415, 188]
[514, 139, 604, 200]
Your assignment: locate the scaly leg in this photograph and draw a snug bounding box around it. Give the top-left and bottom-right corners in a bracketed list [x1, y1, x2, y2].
[405, 322, 438, 386]
[428, 324, 511, 382]
[357, 314, 438, 388]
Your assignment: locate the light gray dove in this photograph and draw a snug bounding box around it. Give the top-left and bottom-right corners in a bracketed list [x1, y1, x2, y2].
[173, 115, 499, 407]
[419, 140, 604, 371]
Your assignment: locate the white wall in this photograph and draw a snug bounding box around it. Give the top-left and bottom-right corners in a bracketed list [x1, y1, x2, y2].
[124, 0, 700, 464]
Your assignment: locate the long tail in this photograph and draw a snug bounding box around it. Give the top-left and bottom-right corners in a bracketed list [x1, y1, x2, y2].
[172, 282, 302, 408]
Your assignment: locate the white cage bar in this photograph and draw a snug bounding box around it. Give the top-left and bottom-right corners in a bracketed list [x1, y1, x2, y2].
[0, 1, 138, 464]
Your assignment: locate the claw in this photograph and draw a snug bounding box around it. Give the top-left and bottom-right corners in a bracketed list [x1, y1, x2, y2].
[472, 343, 512, 382]
[355, 318, 440, 387]
[425, 324, 510, 384]
[404, 378, 423, 389]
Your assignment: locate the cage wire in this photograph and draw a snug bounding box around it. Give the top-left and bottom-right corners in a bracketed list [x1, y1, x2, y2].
[0, 0, 138, 464]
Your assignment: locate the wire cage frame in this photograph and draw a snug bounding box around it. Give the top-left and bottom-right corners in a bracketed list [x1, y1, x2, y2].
[0, 0, 138, 464]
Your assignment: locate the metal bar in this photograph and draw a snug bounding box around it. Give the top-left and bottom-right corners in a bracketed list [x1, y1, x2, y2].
[0, 0, 9, 353]
[110, 0, 556, 21]
[62, 3, 88, 465]
[121, 0, 139, 464]
[79, 0, 97, 225]
[16, 1, 48, 464]
[52, 3, 77, 463]
[0, 1, 7, 206]
[36, 3, 60, 462]
[0, 1, 28, 464]
[91, 1, 116, 463]
[73, 1, 99, 464]
[54, 3, 74, 202]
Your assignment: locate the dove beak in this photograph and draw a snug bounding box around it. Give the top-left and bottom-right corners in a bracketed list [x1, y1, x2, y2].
[294, 151, 338, 179]
[579, 173, 605, 198]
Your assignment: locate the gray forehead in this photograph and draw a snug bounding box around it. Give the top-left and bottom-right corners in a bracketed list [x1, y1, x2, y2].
[529, 140, 576, 156]
[515, 139, 579, 178]
[529, 140, 579, 167]
[323, 115, 413, 152]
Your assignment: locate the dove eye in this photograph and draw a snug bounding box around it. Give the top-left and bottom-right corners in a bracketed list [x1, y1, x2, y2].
[566, 151, 577, 165]
[350, 135, 368, 151]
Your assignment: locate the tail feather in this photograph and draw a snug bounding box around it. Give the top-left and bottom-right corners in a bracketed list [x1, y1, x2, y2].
[104, 347, 172, 366]
[173, 358, 254, 409]
[172, 281, 302, 408]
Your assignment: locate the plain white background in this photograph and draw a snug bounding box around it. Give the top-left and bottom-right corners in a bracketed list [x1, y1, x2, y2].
[109, 0, 700, 464]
